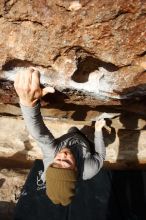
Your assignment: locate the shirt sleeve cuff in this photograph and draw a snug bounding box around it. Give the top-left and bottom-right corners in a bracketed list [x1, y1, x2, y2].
[20, 101, 41, 116]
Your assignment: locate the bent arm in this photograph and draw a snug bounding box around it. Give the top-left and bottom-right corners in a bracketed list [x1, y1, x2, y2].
[83, 129, 106, 180]
[20, 102, 56, 158]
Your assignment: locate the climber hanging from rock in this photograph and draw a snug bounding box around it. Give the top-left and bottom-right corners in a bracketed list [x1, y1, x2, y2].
[14, 67, 106, 206]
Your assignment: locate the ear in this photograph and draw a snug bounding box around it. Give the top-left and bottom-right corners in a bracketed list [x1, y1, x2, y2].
[42, 86, 55, 96]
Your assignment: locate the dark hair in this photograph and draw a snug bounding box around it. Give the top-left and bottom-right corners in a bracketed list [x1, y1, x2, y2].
[53, 127, 94, 179]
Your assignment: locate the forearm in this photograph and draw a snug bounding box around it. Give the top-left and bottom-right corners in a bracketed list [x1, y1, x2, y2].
[83, 129, 106, 180]
[20, 102, 55, 156]
[94, 129, 106, 160]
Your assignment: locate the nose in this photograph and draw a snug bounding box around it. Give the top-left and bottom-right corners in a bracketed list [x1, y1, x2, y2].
[60, 151, 68, 159]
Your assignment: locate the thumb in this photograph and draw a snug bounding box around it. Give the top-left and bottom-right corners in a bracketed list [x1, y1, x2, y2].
[42, 86, 55, 96]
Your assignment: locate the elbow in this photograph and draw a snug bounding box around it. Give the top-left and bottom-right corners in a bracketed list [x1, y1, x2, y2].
[82, 169, 100, 180]
[83, 157, 104, 180]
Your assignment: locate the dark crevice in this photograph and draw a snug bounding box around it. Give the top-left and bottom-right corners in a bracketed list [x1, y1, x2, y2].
[4, 0, 18, 14]
[1, 88, 146, 120]
[0, 178, 5, 188]
[139, 12, 146, 16]
[65, 45, 127, 68]
[137, 51, 146, 57]
[114, 10, 130, 19]
[55, 4, 70, 12]
[20, 19, 43, 26]
[2, 58, 51, 71]
[9, 18, 44, 26]
[0, 113, 20, 117]
[82, 0, 91, 8]
[41, 89, 146, 120]
[114, 82, 146, 99]
[53, 53, 61, 62]
[2, 16, 46, 28]
[2, 98, 146, 121]
[0, 79, 15, 90]
[2, 59, 34, 71]
[86, 11, 131, 27]
[65, 45, 95, 57]
[42, 89, 69, 105]
[71, 56, 119, 83]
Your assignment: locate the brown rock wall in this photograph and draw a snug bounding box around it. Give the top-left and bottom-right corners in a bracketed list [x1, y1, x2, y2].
[0, 0, 145, 65]
[0, 1, 146, 218]
[0, 168, 28, 220]
[0, 0, 145, 107]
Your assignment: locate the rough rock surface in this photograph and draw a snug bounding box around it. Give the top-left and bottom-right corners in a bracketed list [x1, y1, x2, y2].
[0, 0, 146, 107]
[0, 168, 28, 220]
[0, 1, 146, 218]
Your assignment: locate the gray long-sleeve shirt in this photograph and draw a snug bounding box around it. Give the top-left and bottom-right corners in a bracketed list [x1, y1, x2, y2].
[20, 102, 106, 182]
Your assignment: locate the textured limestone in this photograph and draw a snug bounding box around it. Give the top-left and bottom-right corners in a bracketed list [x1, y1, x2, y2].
[0, 168, 28, 220]
[0, 1, 146, 218]
[0, 0, 145, 65]
[0, 0, 146, 107]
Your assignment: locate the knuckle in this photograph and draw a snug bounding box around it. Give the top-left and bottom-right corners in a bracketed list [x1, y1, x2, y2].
[31, 88, 40, 96]
[25, 87, 30, 93]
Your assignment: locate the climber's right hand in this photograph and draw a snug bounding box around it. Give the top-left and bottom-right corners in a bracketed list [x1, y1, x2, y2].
[14, 68, 55, 107]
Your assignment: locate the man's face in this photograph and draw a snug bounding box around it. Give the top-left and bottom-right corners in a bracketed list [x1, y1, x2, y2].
[52, 148, 77, 170]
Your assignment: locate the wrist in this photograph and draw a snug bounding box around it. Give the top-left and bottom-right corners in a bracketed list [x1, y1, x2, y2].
[95, 127, 102, 131]
[19, 99, 37, 107]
